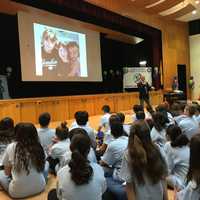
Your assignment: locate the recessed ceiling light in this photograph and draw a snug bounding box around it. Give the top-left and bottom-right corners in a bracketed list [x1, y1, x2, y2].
[195, 0, 200, 4]
[192, 10, 197, 14]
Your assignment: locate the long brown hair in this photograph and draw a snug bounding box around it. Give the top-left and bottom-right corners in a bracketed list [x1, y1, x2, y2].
[187, 134, 200, 187]
[14, 123, 45, 175]
[128, 121, 167, 185]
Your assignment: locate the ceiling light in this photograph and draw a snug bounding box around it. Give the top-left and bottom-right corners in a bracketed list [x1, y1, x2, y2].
[195, 0, 200, 4]
[192, 10, 197, 14]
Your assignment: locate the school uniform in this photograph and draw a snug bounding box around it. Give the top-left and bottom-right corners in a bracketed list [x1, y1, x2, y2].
[100, 113, 111, 127]
[37, 127, 55, 153]
[177, 181, 200, 200]
[57, 163, 107, 200]
[0, 142, 46, 198]
[150, 127, 167, 147]
[179, 117, 199, 140]
[174, 115, 187, 125]
[164, 142, 189, 190]
[120, 150, 166, 200]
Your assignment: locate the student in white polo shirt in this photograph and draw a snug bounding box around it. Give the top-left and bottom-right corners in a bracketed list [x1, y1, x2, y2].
[37, 112, 55, 154]
[0, 123, 46, 199]
[164, 124, 189, 190]
[69, 111, 96, 148]
[177, 134, 200, 200]
[100, 114, 128, 200]
[48, 132, 106, 200]
[99, 105, 111, 132]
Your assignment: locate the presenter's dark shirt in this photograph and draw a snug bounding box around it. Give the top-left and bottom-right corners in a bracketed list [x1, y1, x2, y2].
[137, 82, 151, 99]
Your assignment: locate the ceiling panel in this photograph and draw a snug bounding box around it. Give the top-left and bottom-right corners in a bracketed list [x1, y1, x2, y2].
[130, 0, 161, 8]
[145, 0, 184, 14]
[164, 3, 196, 19]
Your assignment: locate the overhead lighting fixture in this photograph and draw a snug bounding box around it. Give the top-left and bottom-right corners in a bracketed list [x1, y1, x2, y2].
[139, 61, 147, 66]
[192, 10, 197, 14]
[195, 0, 200, 4]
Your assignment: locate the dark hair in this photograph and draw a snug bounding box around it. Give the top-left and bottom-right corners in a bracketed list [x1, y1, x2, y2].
[155, 105, 170, 123]
[152, 112, 167, 132]
[39, 112, 51, 127]
[55, 121, 69, 140]
[69, 133, 93, 185]
[14, 123, 45, 174]
[145, 118, 154, 131]
[75, 111, 89, 126]
[133, 105, 144, 113]
[69, 128, 88, 141]
[128, 121, 166, 185]
[117, 112, 125, 123]
[185, 105, 196, 117]
[109, 114, 124, 138]
[187, 134, 200, 187]
[146, 105, 154, 115]
[102, 105, 110, 113]
[0, 117, 15, 143]
[166, 124, 189, 147]
[136, 111, 145, 120]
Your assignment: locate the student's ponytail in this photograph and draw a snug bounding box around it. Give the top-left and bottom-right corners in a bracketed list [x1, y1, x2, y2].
[68, 133, 93, 185]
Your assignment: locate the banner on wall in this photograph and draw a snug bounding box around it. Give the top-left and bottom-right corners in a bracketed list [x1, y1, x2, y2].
[123, 67, 152, 89]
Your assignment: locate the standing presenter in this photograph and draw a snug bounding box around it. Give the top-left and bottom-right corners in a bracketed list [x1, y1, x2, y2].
[137, 75, 154, 108]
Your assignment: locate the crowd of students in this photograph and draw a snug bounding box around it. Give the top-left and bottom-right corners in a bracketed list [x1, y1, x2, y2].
[0, 101, 200, 199]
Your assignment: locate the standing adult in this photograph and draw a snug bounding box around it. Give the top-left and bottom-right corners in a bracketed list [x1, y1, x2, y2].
[137, 75, 153, 108]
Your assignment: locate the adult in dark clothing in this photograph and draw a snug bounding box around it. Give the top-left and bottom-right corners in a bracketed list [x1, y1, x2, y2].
[137, 76, 153, 108]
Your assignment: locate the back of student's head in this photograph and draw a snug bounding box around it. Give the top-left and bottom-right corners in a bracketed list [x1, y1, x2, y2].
[187, 134, 200, 187]
[39, 112, 51, 127]
[55, 121, 69, 141]
[128, 121, 166, 185]
[0, 117, 15, 143]
[75, 111, 89, 126]
[133, 104, 144, 113]
[166, 124, 189, 147]
[69, 128, 88, 141]
[136, 111, 145, 120]
[116, 112, 125, 123]
[185, 104, 196, 117]
[152, 112, 168, 132]
[102, 105, 110, 113]
[109, 114, 124, 138]
[14, 122, 45, 174]
[69, 133, 93, 185]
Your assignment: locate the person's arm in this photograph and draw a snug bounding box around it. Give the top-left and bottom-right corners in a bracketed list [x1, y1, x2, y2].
[162, 180, 169, 200]
[126, 183, 136, 200]
[4, 165, 12, 176]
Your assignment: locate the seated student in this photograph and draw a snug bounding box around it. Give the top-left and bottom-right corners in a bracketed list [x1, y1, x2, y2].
[135, 111, 146, 121]
[193, 104, 200, 125]
[179, 104, 199, 140]
[164, 125, 189, 190]
[176, 134, 200, 200]
[70, 111, 96, 148]
[120, 121, 168, 200]
[100, 114, 128, 200]
[48, 132, 106, 200]
[151, 112, 168, 148]
[117, 112, 130, 136]
[47, 122, 70, 173]
[0, 117, 15, 164]
[132, 104, 144, 122]
[0, 123, 46, 199]
[37, 112, 55, 153]
[58, 128, 97, 171]
[172, 103, 187, 125]
[98, 105, 111, 132]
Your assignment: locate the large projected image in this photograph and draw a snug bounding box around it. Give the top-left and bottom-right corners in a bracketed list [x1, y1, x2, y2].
[34, 23, 88, 78]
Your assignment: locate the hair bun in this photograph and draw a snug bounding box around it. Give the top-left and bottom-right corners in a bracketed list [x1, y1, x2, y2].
[61, 121, 67, 129]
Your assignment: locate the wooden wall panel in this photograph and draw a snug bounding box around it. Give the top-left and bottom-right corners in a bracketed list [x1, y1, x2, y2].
[20, 102, 37, 123]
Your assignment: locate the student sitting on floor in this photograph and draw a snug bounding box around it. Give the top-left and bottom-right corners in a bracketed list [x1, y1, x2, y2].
[48, 132, 106, 200]
[37, 112, 55, 154]
[132, 104, 144, 122]
[100, 114, 128, 200]
[47, 122, 70, 174]
[0, 123, 46, 199]
[176, 134, 200, 200]
[98, 105, 111, 132]
[70, 111, 96, 148]
[0, 117, 15, 165]
[120, 121, 168, 200]
[164, 124, 189, 190]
